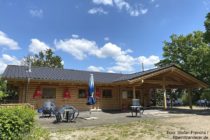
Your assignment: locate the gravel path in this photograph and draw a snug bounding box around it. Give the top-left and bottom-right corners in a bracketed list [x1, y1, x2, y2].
[36, 107, 210, 140]
[36, 107, 210, 131]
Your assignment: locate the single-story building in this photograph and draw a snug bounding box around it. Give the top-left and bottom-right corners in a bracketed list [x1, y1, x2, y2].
[2, 64, 208, 110]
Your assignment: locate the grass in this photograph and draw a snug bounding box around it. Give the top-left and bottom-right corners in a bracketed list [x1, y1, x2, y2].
[54, 118, 178, 140]
[23, 124, 50, 140]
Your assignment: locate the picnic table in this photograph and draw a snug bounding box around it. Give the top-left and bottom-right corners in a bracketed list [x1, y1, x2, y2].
[130, 106, 144, 117]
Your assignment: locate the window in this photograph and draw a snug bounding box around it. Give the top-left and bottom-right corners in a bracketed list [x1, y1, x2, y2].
[42, 88, 56, 99]
[78, 89, 87, 98]
[122, 90, 133, 99]
[127, 90, 133, 99]
[102, 89, 112, 98]
[136, 90, 141, 99]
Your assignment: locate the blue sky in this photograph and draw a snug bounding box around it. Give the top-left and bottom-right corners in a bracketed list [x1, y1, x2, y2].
[0, 0, 209, 73]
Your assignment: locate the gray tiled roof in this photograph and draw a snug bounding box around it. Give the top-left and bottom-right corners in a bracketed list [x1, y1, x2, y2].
[2, 64, 175, 83]
[2, 65, 124, 83]
[113, 64, 175, 82]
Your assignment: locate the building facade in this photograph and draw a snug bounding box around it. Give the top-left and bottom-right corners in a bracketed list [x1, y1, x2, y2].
[2, 64, 208, 110]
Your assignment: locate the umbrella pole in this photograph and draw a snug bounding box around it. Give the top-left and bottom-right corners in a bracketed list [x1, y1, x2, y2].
[99, 99, 100, 110]
[89, 105, 92, 117]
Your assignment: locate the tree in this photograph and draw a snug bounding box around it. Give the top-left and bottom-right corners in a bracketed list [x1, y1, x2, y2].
[22, 49, 64, 68]
[0, 78, 20, 102]
[204, 12, 210, 43]
[0, 78, 8, 101]
[156, 31, 210, 84]
[155, 13, 210, 103]
[201, 89, 210, 101]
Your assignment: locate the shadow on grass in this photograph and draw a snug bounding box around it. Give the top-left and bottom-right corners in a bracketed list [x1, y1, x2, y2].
[164, 108, 210, 116]
[126, 115, 143, 118]
[102, 107, 210, 116]
[39, 115, 55, 119]
[148, 106, 210, 116]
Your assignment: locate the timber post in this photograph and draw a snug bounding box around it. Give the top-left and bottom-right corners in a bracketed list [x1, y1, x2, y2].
[188, 89, 193, 110]
[133, 86, 136, 99]
[163, 77, 167, 109]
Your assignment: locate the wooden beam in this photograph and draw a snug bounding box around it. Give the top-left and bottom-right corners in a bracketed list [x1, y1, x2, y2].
[188, 89, 193, 110]
[144, 80, 185, 86]
[174, 69, 208, 88]
[128, 66, 208, 88]
[128, 68, 172, 84]
[128, 82, 144, 87]
[133, 86, 136, 99]
[169, 74, 182, 82]
[163, 77, 167, 109]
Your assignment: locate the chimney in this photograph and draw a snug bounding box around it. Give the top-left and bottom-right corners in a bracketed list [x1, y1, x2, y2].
[141, 62, 144, 72]
[28, 56, 32, 72]
[28, 61, 31, 72]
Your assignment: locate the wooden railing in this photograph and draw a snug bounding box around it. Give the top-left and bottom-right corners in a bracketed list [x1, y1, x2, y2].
[0, 103, 34, 109]
[0, 99, 19, 104]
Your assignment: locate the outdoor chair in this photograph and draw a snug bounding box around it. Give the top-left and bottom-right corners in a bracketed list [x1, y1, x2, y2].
[130, 99, 144, 117]
[55, 105, 79, 123]
[40, 100, 56, 117]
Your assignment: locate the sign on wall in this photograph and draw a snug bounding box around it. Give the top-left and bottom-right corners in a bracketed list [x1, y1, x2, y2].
[122, 91, 127, 99]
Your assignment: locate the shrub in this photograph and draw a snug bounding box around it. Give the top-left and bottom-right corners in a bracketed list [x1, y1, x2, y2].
[0, 106, 35, 140]
[0, 91, 8, 101]
[181, 92, 189, 105]
[201, 88, 210, 101]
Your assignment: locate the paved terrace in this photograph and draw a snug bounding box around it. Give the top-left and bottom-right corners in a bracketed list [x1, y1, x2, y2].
[36, 107, 210, 131]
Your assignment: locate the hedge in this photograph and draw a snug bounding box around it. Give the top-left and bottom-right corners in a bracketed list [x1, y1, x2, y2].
[0, 106, 35, 140]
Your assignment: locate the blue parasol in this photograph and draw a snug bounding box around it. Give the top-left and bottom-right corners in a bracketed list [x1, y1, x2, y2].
[87, 74, 96, 105]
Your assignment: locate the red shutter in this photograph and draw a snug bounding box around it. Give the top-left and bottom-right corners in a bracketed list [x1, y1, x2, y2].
[95, 88, 101, 98]
[63, 88, 71, 99]
[33, 87, 42, 99]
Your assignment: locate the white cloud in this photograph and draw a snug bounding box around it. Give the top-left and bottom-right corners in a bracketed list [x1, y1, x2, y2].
[114, 0, 130, 10]
[0, 54, 21, 73]
[91, 0, 149, 16]
[28, 39, 50, 54]
[55, 38, 98, 60]
[2, 54, 20, 64]
[0, 31, 20, 50]
[2, 55, 20, 67]
[92, 0, 113, 5]
[96, 42, 122, 58]
[109, 55, 160, 73]
[129, 9, 140, 17]
[87, 66, 105, 72]
[88, 7, 108, 15]
[29, 9, 43, 18]
[137, 55, 160, 69]
[108, 65, 132, 73]
[140, 9, 148, 14]
[108, 54, 136, 72]
[91, 42, 136, 73]
[129, 8, 148, 16]
[72, 34, 79, 38]
[0, 62, 7, 74]
[104, 37, 109, 41]
[55, 36, 159, 73]
[124, 49, 132, 53]
[55, 38, 123, 60]
[95, 42, 132, 58]
[61, 60, 64, 65]
[114, 0, 148, 16]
